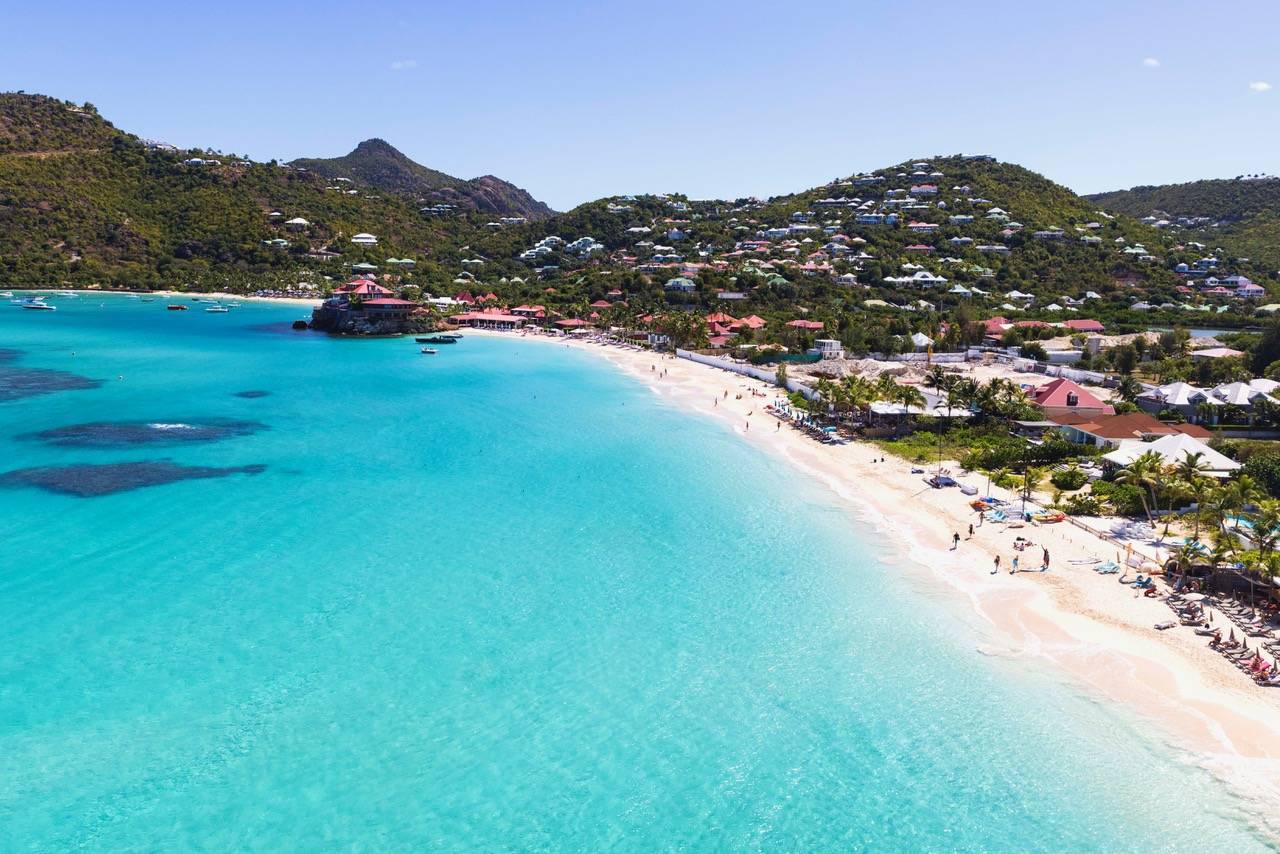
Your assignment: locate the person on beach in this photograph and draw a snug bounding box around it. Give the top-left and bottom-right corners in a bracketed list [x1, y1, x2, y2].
[1011, 555, 1019, 575]
[1041, 546, 1050, 572]
[967, 523, 974, 539]
[978, 511, 985, 527]
[992, 555, 1000, 575]
[951, 532, 960, 550]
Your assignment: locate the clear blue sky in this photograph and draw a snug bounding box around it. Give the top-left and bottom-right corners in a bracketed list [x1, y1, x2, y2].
[3, 0, 1277, 210]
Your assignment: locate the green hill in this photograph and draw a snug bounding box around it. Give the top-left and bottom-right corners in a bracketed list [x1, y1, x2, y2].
[2, 91, 1275, 339]
[0, 94, 493, 290]
[1087, 177, 1280, 269]
[290, 138, 554, 221]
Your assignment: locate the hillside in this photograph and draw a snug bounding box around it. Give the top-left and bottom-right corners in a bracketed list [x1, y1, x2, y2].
[290, 139, 554, 221]
[0, 94, 496, 290]
[1088, 177, 1280, 269]
[2, 91, 1276, 344]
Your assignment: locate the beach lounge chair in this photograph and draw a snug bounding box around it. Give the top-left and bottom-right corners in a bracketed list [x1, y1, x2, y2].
[1093, 560, 1121, 574]
[989, 510, 1008, 523]
[1154, 620, 1177, 631]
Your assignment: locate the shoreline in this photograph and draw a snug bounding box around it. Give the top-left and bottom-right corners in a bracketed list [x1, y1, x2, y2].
[473, 327, 1280, 831]
[17, 288, 320, 309]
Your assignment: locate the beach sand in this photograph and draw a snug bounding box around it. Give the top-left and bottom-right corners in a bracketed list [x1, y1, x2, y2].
[476, 328, 1280, 826]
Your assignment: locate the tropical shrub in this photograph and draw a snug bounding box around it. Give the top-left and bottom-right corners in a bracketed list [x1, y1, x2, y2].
[1050, 467, 1088, 491]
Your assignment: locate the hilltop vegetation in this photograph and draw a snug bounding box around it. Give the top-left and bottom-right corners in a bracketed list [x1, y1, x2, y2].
[1, 91, 1277, 348]
[290, 138, 554, 220]
[1088, 177, 1280, 269]
[0, 93, 128, 153]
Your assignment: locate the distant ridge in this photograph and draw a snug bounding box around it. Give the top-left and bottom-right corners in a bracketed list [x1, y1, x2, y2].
[289, 139, 555, 221]
[1088, 176, 1280, 267]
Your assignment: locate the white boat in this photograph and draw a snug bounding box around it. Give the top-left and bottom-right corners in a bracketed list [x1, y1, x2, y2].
[0, 292, 12, 298]
[22, 300, 56, 311]
[205, 305, 229, 313]
[420, 347, 438, 355]
[54, 290, 77, 298]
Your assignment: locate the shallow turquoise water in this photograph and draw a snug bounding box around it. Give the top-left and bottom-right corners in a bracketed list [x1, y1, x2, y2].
[0, 295, 1271, 850]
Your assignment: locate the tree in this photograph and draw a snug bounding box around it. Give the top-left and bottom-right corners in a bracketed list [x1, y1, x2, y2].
[1112, 343, 1139, 375]
[1115, 375, 1142, 403]
[1252, 317, 1280, 374]
[1114, 451, 1166, 523]
[1020, 341, 1048, 361]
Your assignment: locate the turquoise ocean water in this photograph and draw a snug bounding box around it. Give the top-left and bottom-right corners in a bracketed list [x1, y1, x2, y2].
[0, 295, 1272, 850]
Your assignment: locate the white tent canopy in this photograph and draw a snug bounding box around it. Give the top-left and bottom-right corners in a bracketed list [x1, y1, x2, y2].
[1102, 433, 1241, 477]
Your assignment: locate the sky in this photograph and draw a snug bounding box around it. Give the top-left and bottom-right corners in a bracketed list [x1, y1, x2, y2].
[2, 0, 1278, 210]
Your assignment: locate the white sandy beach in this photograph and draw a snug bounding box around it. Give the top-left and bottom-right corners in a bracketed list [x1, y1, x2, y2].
[474, 327, 1280, 828]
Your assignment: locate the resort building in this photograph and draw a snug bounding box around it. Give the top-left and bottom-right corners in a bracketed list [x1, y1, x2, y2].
[1029, 378, 1115, 419]
[1051, 412, 1212, 448]
[449, 311, 527, 331]
[1102, 433, 1241, 477]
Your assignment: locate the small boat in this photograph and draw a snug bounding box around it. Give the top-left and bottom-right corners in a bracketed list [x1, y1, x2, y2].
[415, 336, 457, 344]
[55, 290, 77, 298]
[205, 305, 229, 313]
[167, 304, 188, 311]
[226, 302, 241, 308]
[420, 347, 438, 355]
[140, 297, 156, 302]
[22, 300, 56, 311]
[0, 292, 12, 298]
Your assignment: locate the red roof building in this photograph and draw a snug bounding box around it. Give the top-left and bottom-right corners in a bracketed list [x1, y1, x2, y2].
[1063, 319, 1105, 333]
[1030, 378, 1115, 418]
[1052, 411, 1210, 448]
[786, 319, 824, 330]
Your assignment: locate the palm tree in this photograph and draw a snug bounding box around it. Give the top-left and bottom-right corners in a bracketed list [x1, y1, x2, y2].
[842, 376, 875, 423]
[874, 372, 900, 402]
[949, 377, 980, 415]
[1207, 474, 1264, 535]
[1115, 375, 1142, 404]
[1115, 451, 1166, 524]
[895, 384, 927, 411]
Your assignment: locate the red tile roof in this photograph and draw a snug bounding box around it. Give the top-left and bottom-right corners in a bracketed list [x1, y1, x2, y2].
[1063, 319, 1105, 332]
[1031, 378, 1114, 415]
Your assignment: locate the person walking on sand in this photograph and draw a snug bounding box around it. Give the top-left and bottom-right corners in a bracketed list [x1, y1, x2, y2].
[978, 510, 985, 527]
[1041, 546, 1050, 572]
[1010, 555, 1019, 575]
[992, 555, 1001, 575]
[967, 523, 974, 539]
[951, 532, 960, 550]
